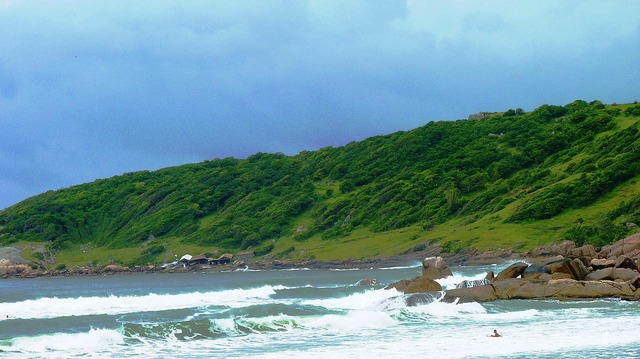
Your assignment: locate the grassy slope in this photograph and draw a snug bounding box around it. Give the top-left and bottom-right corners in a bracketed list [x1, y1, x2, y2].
[6, 101, 640, 268]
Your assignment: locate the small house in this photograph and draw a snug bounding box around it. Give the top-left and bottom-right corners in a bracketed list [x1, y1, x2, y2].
[211, 253, 233, 265]
[189, 255, 211, 266]
[178, 254, 193, 267]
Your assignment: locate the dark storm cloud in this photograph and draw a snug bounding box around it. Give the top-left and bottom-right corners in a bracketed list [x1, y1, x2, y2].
[0, 0, 639, 209]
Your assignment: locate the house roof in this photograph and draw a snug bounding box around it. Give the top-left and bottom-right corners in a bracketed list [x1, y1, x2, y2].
[190, 255, 210, 261]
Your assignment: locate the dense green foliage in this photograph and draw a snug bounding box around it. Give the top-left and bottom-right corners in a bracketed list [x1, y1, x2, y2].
[1, 100, 639, 263]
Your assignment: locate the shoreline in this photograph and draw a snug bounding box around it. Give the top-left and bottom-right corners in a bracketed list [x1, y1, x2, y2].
[0, 248, 523, 279]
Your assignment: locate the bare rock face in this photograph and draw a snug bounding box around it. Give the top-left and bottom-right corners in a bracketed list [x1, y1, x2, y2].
[0, 264, 36, 278]
[422, 256, 453, 280]
[386, 276, 442, 294]
[494, 262, 528, 281]
[103, 264, 128, 273]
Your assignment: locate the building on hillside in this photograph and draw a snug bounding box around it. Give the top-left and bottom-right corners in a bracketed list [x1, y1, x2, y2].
[189, 255, 211, 266]
[211, 253, 233, 265]
[178, 254, 193, 267]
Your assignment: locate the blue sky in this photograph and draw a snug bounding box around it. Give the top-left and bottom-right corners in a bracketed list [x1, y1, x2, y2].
[1, 0, 639, 209]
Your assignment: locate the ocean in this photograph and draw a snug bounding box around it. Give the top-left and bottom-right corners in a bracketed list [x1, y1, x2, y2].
[1, 262, 639, 358]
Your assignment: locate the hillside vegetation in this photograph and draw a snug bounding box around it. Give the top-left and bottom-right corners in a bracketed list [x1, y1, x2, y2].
[1, 100, 640, 268]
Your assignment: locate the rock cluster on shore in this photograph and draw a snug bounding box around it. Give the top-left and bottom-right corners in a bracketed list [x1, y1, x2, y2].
[389, 232, 640, 302]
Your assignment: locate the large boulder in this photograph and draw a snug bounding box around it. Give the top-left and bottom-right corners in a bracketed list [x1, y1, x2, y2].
[569, 258, 590, 280]
[386, 276, 442, 294]
[521, 264, 550, 279]
[568, 244, 597, 259]
[590, 258, 615, 270]
[544, 258, 589, 280]
[615, 256, 638, 270]
[494, 262, 528, 281]
[586, 267, 640, 282]
[422, 256, 452, 280]
[445, 283, 497, 303]
[608, 233, 640, 260]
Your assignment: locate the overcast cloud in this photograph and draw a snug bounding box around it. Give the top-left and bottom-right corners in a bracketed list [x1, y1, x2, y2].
[1, 0, 639, 209]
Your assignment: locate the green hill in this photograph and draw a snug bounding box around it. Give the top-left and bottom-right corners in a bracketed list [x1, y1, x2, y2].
[2, 100, 640, 269]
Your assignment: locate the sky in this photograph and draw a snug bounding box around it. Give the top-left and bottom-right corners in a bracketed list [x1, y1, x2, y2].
[1, 0, 639, 209]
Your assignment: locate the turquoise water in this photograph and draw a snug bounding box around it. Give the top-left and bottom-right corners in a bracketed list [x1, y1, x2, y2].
[1, 263, 639, 358]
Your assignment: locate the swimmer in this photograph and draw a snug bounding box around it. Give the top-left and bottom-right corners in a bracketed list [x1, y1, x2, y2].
[488, 329, 501, 337]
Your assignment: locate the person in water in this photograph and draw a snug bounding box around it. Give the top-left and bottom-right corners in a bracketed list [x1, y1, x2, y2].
[489, 329, 501, 337]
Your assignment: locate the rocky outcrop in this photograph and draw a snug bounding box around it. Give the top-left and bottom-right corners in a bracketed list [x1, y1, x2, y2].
[545, 258, 590, 280]
[422, 256, 453, 280]
[408, 234, 640, 303]
[0, 264, 36, 278]
[447, 278, 639, 303]
[385, 256, 450, 294]
[386, 276, 442, 294]
[102, 264, 129, 273]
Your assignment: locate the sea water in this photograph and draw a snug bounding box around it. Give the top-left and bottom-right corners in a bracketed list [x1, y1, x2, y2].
[1, 262, 639, 358]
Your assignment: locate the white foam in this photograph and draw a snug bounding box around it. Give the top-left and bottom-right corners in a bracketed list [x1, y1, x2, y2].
[378, 262, 422, 270]
[437, 269, 494, 290]
[305, 310, 397, 331]
[6, 328, 124, 355]
[0, 285, 282, 321]
[302, 288, 401, 310]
